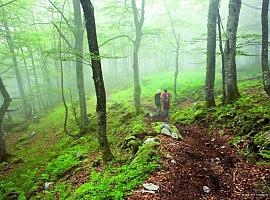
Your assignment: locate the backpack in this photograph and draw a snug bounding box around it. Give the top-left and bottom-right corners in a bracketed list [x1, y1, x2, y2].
[163, 93, 170, 103]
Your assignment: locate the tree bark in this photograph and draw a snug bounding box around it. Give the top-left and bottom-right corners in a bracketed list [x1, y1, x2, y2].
[20, 47, 35, 115]
[205, 0, 219, 107]
[131, 0, 145, 115]
[73, 0, 88, 133]
[28, 46, 45, 111]
[0, 77, 11, 162]
[80, 0, 113, 161]
[261, 0, 270, 96]
[174, 36, 180, 96]
[224, 0, 241, 103]
[217, 10, 226, 102]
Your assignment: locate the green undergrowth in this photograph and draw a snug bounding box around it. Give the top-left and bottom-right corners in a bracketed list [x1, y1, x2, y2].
[68, 142, 160, 200]
[2, 69, 267, 199]
[172, 79, 270, 163]
[1, 96, 157, 199]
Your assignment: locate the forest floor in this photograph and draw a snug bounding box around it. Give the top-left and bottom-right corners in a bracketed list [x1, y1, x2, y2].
[128, 124, 270, 200]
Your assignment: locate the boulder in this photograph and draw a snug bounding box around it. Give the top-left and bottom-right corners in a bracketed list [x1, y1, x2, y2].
[160, 123, 182, 140]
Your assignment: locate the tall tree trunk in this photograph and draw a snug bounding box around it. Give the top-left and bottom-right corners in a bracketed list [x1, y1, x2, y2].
[217, 10, 226, 102]
[20, 47, 36, 114]
[0, 77, 11, 162]
[40, 52, 53, 108]
[73, 0, 88, 133]
[80, 0, 113, 161]
[131, 0, 145, 115]
[224, 0, 241, 103]
[1, 14, 31, 119]
[174, 36, 180, 96]
[205, 0, 219, 107]
[261, 0, 270, 96]
[28, 46, 45, 111]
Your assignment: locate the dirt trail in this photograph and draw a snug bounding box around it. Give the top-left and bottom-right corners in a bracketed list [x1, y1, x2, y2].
[128, 125, 270, 200]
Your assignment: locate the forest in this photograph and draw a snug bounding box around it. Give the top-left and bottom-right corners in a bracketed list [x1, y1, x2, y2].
[0, 0, 269, 199]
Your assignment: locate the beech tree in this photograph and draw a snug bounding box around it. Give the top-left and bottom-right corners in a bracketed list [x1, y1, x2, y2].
[80, 0, 113, 161]
[224, 0, 242, 103]
[73, 0, 88, 133]
[205, 0, 220, 107]
[261, 0, 270, 96]
[131, 0, 145, 115]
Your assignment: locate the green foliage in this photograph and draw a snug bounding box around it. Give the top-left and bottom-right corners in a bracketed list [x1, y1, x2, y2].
[228, 136, 242, 146]
[45, 145, 88, 181]
[258, 150, 270, 160]
[71, 142, 159, 200]
[254, 131, 270, 148]
[0, 170, 37, 200]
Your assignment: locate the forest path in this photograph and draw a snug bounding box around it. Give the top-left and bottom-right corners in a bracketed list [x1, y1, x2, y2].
[128, 125, 269, 200]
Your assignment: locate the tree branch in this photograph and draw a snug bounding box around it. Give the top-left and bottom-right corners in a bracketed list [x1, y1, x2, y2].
[0, 0, 17, 8]
[99, 35, 133, 48]
[52, 22, 73, 49]
[48, 0, 76, 36]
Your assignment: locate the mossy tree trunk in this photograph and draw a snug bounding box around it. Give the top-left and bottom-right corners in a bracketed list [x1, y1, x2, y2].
[73, 0, 88, 133]
[205, 0, 220, 107]
[224, 0, 241, 103]
[0, 77, 11, 162]
[131, 0, 145, 115]
[80, 0, 113, 161]
[261, 0, 270, 96]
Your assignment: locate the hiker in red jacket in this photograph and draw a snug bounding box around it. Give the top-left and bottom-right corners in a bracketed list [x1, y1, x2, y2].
[161, 89, 171, 118]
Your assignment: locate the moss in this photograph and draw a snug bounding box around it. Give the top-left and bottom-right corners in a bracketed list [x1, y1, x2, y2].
[131, 141, 160, 166]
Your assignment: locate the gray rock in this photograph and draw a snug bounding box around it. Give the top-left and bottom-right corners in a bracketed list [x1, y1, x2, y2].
[203, 186, 211, 193]
[144, 138, 157, 144]
[171, 159, 176, 164]
[44, 182, 53, 190]
[32, 116, 40, 123]
[161, 128, 171, 136]
[141, 190, 155, 194]
[160, 123, 172, 132]
[143, 183, 159, 191]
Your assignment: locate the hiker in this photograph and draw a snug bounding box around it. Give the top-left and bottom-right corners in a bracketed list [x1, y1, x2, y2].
[161, 89, 171, 118]
[155, 90, 162, 115]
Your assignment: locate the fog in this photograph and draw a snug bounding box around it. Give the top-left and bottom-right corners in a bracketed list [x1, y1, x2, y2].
[0, 0, 265, 118]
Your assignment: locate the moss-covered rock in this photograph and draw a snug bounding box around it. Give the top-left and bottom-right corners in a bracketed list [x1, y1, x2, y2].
[130, 141, 160, 166]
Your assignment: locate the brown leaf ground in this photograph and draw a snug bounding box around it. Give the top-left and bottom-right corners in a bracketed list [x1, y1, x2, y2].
[128, 125, 270, 200]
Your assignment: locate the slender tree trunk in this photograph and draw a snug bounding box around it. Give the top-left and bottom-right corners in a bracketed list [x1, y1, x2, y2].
[217, 10, 226, 102]
[2, 15, 30, 119]
[73, 0, 88, 133]
[40, 53, 53, 107]
[80, 0, 113, 161]
[0, 77, 11, 162]
[131, 0, 145, 115]
[224, 0, 241, 103]
[20, 47, 36, 114]
[174, 36, 180, 96]
[28, 46, 45, 111]
[205, 0, 220, 107]
[261, 0, 270, 96]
